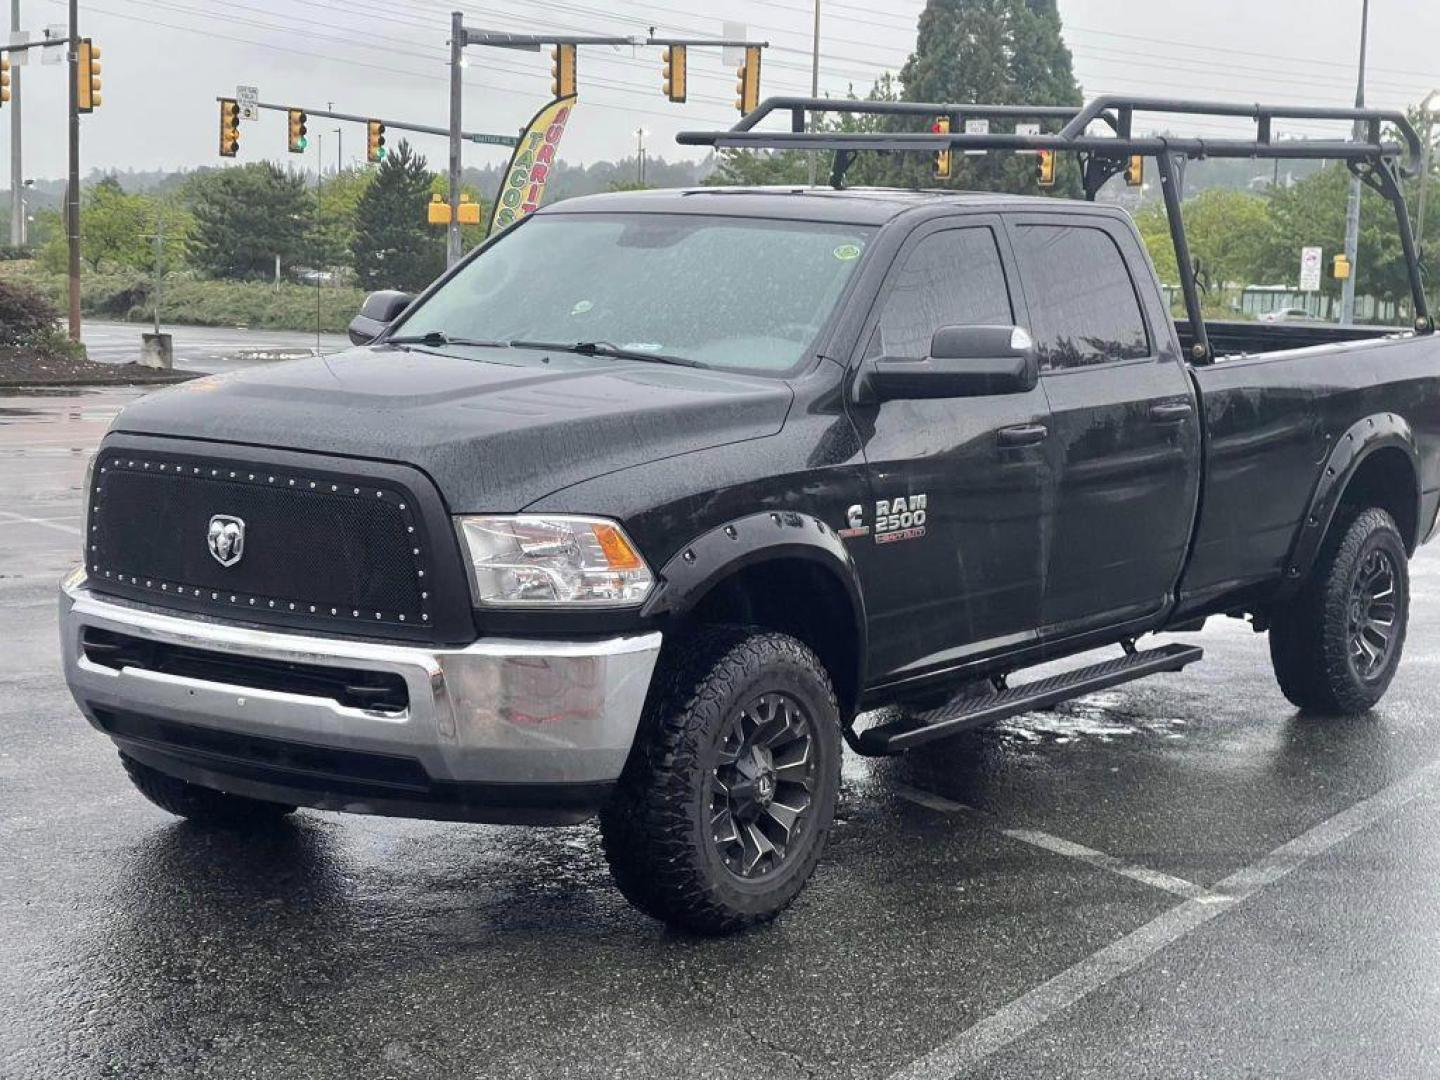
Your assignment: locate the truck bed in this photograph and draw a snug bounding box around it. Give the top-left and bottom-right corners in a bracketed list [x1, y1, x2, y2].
[1176, 319, 1402, 359]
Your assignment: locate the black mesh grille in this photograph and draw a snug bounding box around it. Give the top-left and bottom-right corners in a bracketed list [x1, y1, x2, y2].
[85, 443, 471, 643]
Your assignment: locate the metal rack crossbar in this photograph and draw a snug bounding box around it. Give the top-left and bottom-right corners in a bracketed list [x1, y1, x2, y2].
[677, 96, 1433, 358]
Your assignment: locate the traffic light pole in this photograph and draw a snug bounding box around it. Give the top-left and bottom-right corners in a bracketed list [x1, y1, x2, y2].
[65, 0, 79, 341]
[447, 9, 462, 267]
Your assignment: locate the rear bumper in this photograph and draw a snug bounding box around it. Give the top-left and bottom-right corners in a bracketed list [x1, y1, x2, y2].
[59, 570, 662, 824]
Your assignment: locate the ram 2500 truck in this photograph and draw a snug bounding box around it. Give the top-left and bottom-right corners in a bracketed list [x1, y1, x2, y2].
[61, 96, 1440, 933]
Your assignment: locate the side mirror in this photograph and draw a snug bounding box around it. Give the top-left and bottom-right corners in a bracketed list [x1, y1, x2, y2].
[347, 290, 415, 346]
[865, 325, 1038, 401]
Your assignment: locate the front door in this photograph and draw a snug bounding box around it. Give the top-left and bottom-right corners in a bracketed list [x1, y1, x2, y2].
[1006, 215, 1202, 637]
[847, 217, 1054, 686]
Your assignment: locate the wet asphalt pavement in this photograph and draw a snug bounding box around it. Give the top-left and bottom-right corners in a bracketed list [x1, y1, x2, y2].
[5, 386, 1440, 1079]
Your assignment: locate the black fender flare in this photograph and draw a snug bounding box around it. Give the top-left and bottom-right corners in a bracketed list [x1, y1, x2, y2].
[640, 510, 868, 692]
[1281, 412, 1420, 594]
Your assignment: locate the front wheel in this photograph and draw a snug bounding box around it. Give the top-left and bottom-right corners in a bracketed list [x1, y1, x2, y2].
[1269, 506, 1409, 714]
[599, 627, 842, 935]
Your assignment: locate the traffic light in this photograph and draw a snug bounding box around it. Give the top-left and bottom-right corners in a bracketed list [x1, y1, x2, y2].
[427, 194, 451, 225]
[77, 38, 101, 112]
[1036, 148, 1056, 187]
[734, 45, 761, 114]
[1124, 154, 1144, 187]
[0, 57, 9, 109]
[551, 43, 576, 99]
[661, 44, 686, 103]
[219, 98, 241, 158]
[366, 119, 387, 163]
[287, 108, 309, 153]
[457, 193, 482, 225]
[931, 116, 952, 180]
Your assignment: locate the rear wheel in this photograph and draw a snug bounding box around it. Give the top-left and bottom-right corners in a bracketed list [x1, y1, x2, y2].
[1268, 506, 1408, 714]
[120, 753, 297, 828]
[599, 627, 841, 935]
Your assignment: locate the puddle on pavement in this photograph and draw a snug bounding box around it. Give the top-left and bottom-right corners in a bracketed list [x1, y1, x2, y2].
[994, 690, 1190, 746]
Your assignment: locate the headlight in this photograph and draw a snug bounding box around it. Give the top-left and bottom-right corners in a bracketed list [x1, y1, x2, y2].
[81, 450, 98, 564]
[455, 515, 655, 607]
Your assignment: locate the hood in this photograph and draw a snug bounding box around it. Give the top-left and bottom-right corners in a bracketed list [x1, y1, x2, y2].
[112, 346, 793, 512]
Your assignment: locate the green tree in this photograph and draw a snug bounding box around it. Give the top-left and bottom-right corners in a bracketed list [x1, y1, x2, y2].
[186, 163, 313, 280]
[1254, 162, 1419, 309]
[881, 0, 1083, 194]
[307, 167, 375, 271]
[1135, 189, 1270, 295]
[351, 140, 445, 291]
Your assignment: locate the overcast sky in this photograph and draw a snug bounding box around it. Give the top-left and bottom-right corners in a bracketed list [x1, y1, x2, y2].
[4, 0, 1439, 181]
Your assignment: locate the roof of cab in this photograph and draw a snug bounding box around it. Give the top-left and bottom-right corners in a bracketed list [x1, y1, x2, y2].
[533, 185, 1102, 227]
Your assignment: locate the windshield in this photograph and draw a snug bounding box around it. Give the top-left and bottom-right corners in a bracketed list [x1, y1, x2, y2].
[390, 213, 874, 374]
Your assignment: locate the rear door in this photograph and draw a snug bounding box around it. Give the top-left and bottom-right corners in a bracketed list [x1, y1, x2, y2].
[1007, 214, 1201, 638]
[847, 216, 1054, 685]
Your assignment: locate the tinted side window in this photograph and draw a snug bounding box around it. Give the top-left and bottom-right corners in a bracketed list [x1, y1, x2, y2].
[875, 228, 1013, 359]
[1012, 225, 1150, 371]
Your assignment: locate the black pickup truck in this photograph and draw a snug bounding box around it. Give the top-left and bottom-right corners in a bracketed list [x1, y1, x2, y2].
[61, 97, 1440, 933]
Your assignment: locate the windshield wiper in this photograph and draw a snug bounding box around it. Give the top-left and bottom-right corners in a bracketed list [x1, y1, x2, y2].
[385, 330, 508, 349]
[509, 339, 703, 368]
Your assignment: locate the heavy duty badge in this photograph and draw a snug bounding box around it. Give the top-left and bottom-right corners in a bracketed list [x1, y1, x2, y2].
[874, 494, 927, 544]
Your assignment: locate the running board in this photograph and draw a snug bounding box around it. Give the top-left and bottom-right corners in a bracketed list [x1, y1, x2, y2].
[856, 643, 1204, 755]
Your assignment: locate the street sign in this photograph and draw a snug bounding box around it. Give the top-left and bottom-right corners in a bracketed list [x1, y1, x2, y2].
[468, 132, 519, 147]
[41, 24, 64, 64]
[236, 84, 259, 122]
[964, 118, 989, 156]
[1015, 121, 1040, 154]
[722, 22, 746, 67]
[1300, 246, 1323, 292]
[8, 31, 29, 66]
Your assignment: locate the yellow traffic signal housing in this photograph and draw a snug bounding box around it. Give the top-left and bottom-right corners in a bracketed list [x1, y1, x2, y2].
[287, 109, 309, 153]
[77, 38, 101, 112]
[366, 120, 387, 163]
[662, 44, 687, 103]
[735, 45, 761, 115]
[551, 43, 576, 99]
[1333, 253, 1352, 280]
[0, 57, 10, 108]
[1124, 154, 1144, 187]
[1036, 149, 1056, 187]
[931, 117, 952, 181]
[218, 98, 241, 158]
[457, 194, 482, 225]
[427, 195, 451, 225]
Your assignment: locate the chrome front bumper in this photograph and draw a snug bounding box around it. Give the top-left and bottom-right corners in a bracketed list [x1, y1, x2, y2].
[59, 571, 662, 820]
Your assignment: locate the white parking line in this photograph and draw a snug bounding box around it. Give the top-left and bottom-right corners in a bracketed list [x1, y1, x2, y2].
[887, 759, 1440, 1080]
[0, 510, 83, 536]
[894, 783, 1208, 899]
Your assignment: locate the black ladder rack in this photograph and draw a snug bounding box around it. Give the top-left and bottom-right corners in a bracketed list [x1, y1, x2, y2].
[677, 95, 1434, 358]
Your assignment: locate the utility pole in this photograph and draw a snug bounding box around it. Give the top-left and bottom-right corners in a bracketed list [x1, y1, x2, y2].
[635, 127, 645, 184]
[8, 0, 21, 246]
[1339, 0, 1369, 326]
[65, 0, 79, 340]
[446, 9, 462, 268]
[806, 0, 820, 187]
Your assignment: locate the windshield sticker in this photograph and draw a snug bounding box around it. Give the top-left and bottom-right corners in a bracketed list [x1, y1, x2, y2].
[833, 243, 863, 261]
[570, 299, 594, 315]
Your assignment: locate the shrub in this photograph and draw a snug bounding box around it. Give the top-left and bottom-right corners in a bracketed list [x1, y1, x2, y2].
[0, 277, 62, 348]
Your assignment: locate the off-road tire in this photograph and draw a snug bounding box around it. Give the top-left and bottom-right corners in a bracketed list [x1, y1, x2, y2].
[120, 753, 297, 828]
[1269, 506, 1409, 714]
[598, 626, 842, 935]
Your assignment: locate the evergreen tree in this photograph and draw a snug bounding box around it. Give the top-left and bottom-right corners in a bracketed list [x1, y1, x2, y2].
[881, 0, 1083, 194]
[186, 163, 313, 280]
[351, 140, 445, 292]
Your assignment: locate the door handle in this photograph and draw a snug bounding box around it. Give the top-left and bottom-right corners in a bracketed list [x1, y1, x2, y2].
[997, 423, 1049, 447]
[1149, 401, 1194, 423]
